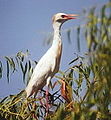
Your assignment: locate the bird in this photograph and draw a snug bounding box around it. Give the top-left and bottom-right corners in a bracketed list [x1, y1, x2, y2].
[25, 13, 78, 98]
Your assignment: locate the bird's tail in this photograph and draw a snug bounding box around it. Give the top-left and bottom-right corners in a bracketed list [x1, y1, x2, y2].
[25, 86, 34, 98]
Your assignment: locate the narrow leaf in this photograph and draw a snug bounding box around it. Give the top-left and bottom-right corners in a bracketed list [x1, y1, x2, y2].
[20, 62, 24, 73]
[77, 26, 80, 52]
[23, 62, 28, 83]
[0, 96, 8, 103]
[10, 57, 16, 73]
[69, 57, 79, 65]
[15, 56, 19, 66]
[67, 29, 71, 43]
[28, 60, 31, 71]
[20, 62, 25, 82]
[6, 60, 10, 83]
[34, 61, 38, 65]
[0, 61, 3, 79]
[21, 56, 24, 62]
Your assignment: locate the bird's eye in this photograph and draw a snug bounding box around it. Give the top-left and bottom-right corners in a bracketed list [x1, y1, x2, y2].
[61, 15, 66, 18]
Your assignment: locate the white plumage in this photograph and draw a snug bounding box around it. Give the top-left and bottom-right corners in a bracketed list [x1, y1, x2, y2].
[25, 13, 78, 98]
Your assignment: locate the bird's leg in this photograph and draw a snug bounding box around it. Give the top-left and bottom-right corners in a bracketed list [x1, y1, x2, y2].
[45, 77, 51, 113]
[46, 86, 49, 110]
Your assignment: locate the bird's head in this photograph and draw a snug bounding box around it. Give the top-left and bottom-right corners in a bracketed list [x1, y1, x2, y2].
[52, 13, 78, 29]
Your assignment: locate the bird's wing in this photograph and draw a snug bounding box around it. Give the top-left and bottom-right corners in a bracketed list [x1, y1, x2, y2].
[25, 47, 58, 97]
[27, 50, 56, 87]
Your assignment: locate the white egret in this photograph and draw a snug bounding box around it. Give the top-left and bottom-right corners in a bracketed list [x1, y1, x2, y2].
[25, 13, 78, 98]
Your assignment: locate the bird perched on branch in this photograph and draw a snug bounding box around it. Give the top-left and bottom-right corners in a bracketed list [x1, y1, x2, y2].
[25, 13, 78, 98]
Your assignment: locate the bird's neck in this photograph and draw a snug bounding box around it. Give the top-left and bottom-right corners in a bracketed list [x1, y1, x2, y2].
[52, 22, 62, 45]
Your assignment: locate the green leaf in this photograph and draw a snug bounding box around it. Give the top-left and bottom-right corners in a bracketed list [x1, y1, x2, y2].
[67, 69, 73, 85]
[77, 26, 80, 52]
[28, 60, 31, 71]
[15, 56, 19, 66]
[69, 56, 79, 65]
[34, 60, 38, 65]
[23, 62, 28, 83]
[0, 96, 8, 103]
[20, 62, 24, 72]
[27, 67, 33, 85]
[20, 62, 28, 83]
[20, 62, 24, 82]
[5, 56, 16, 73]
[67, 29, 71, 43]
[0, 61, 3, 79]
[6, 60, 10, 83]
[10, 57, 16, 73]
[21, 56, 24, 62]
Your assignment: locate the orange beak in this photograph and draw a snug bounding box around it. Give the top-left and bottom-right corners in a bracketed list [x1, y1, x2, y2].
[65, 14, 79, 20]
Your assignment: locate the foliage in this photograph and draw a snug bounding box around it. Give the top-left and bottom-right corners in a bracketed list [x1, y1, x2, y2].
[0, 50, 37, 84]
[0, 1, 111, 120]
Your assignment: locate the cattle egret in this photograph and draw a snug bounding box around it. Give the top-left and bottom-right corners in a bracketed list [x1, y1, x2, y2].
[25, 13, 78, 98]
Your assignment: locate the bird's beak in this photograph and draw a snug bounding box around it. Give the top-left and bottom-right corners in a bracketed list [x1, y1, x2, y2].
[65, 14, 79, 20]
